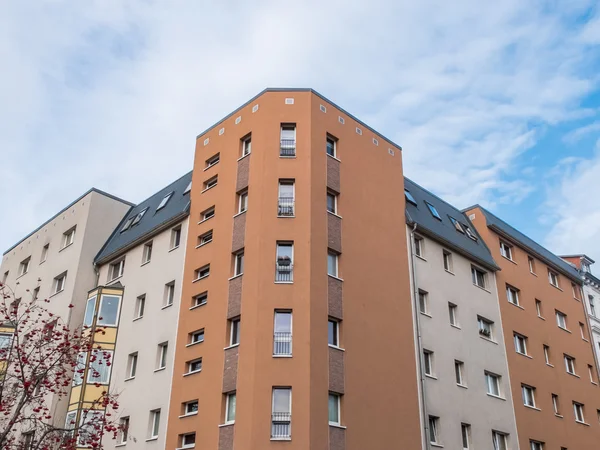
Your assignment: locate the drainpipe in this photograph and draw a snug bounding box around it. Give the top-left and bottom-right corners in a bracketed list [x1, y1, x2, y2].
[409, 222, 430, 450]
[93, 262, 100, 288]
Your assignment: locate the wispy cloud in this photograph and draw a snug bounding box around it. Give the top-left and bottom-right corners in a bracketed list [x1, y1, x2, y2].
[562, 121, 600, 143]
[0, 0, 599, 253]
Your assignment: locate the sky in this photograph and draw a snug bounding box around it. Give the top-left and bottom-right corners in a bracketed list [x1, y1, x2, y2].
[1, 1, 600, 265]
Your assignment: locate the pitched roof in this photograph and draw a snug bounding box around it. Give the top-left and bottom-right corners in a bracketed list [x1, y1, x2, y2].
[94, 172, 192, 264]
[404, 178, 499, 271]
[467, 205, 581, 282]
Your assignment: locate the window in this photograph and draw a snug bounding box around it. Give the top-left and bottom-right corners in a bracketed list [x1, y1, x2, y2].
[485, 372, 501, 397]
[201, 206, 215, 221]
[548, 270, 559, 288]
[32, 287, 39, 301]
[241, 135, 252, 156]
[544, 345, 551, 366]
[465, 226, 477, 241]
[499, 240, 512, 260]
[271, 388, 292, 439]
[326, 191, 338, 214]
[590, 295, 596, 317]
[328, 319, 339, 347]
[186, 358, 202, 374]
[184, 181, 192, 195]
[530, 441, 544, 450]
[423, 350, 434, 377]
[580, 322, 587, 340]
[40, 244, 49, 263]
[72, 352, 87, 386]
[326, 135, 337, 157]
[171, 226, 182, 249]
[589, 364, 596, 384]
[21, 431, 33, 449]
[65, 410, 77, 430]
[238, 190, 248, 213]
[455, 360, 465, 386]
[180, 433, 196, 449]
[528, 256, 536, 274]
[443, 251, 453, 272]
[552, 394, 560, 415]
[418, 290, 429, 315]
[2, 271, 8, 284]
[108, 259, 125, 281]
[478, 317, 493, 339]
[156, 192, 173, 211]
[98, 295, 120, 326]
[327, 251, 339, 277]
[53, 272, 67, 294]
[428, 416, 440, 444]
[273, 311, 292, 356]
[203, 176, 218, 191]
[573, 402, 585, 423]
[572, 283, 581, 300]
[62, 227, 76, 248]
[564, 355, 576, 375]
[461, 423, 471, 449]
[189, 329, 204, 345]
[121, 216, 135, 232]
[522, 384, 536, 408]
[225, 393, 237, 423]
[471, 266, 486, 288]
[197, 230, 213, 247]
[126, 353, 138, 379]
[18, 257, 30, 276]
[149, 409, 161, 438]
[405, 189, 417, 205]
[449, 216, 465, 233]
[448, 303, 458, 327]
[328, 393, 341, 425]
[278, 180, 295, 216]
[230, 318, 241, 346]
[514, 333, 528, 355]
[87, 349, 112, 384]
[164, 282, 175, 307]
[194, 265, 210, 281]
[142, 241, 153, 264]
[135, 295, 145, 319]
[492, 431, 508, 450]
[184, 400, 199, 416]
[192, 292, 208, 308]
[78, 411, 105, 446]
[276, 242, 294, 282]
[205, 153, 220, 169]
[426, 202, 441, 220]
[83, 296, 97, 327]
[535, 300, 543, 318]
[556, 310, 567, 330]
[156, 343, 168, 370]
[131, 208, 148, 227]
[414, 235, 424, 258]
[280, 124, 296, 157]
[506, 285, 520, 306]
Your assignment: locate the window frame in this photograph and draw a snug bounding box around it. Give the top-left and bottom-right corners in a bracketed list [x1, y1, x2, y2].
[19, 257, 30, 276]
[461, 423, 471, 449]
[564, 354, 576, 375]
[326, 134, 337, 157]
[327, 251, 339, 278]
[455, 360, 466, 386]
[404, 189, 417, 205]
[108, 259, 125, 282]
[425, 202, 442, 220]
[241, 134, 252, 157]
[135, 294, 146, 320]
[186, 358, 203, 375]
[328, 319, 339, 347]
[418, 289, 429, 315]
[87, 349, 113, 385]
[184, 400, 199, 416]
[423, 350, 434, 377]
[203, 175, 218, 191]
[97, 294, 121, 327]
[414, 235, 424, 258]
[234, 251, 244, 277]
[238, 190, 248, 213]
[142, 241, 153, 264]
[478, 316, 494, 340]
[573, 402, 585, 423]
[164, 282, 175, 307]
[556, 310, 568, 330]
[230, 318, 241, 346]
[499, 240, 513, 260]
[225, 392, 237, 424]
[156, 192, 173, 211]
[192, 292, 208, 308]
[170, 226, 182, 249]
[492, 431, 508, 450]
[127, 352, 138, 379]
[443, 250, 453, 272]
[53, 272, 67, 294]
[326, 191, 338, 214]
[156, 342, 168, 370]
[514, 333, 528, 356]
[149, 409, 161, 439]
[522, 384, 536, 408]
[506, 285, 520, 306]
[548, 270, 560, 288]
[448, 303, 459, 327]
[328, 393, 341, 425]
[198, 230, 213, 247]
[552, 393, 560, 415]
[205, 153, 220, 169]
[485, 371, 501, 397]
[83, 296, 97, 327]
[62, 227, 76, 249]
[471, 266, 487, 289]
[40, 244, 49, 263]
[428, 415, 440, 444]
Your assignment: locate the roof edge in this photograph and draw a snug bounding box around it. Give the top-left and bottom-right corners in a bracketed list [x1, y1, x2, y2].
[3, 188, 133, 256]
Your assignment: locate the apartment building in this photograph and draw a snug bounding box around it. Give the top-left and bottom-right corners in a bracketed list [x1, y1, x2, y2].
[64, 172, 192, 450]
[561, 255, 600, 372]
[465, 205, 600, 449]
[405, 179, 519, 450]
[165, 89, 423, 450]
[0, 189, 132, 429]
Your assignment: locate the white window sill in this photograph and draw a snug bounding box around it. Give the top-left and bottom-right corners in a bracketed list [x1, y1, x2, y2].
[183, 369, 202, 377]
[524, 404, 541, 411]
[107, 275, 123, 284]
[145, 437, 158, 442]
[328, 423, 346, 429]
[550, 283, 563, 292]
[39, 259, 47, 265]
[530, 271, 538, 276]
[115, 443, 127, 447]
[430, 444, 444, 448]
[176, 446, 196, 450]
[204, 162, 219, 171]
[501, 255, 517, 265]
[274, 280, 294, 284]
[189, 302, 207, 311]
[273, 354, 293, 358]
[582, 338, 589, 342]
[237, 153, 251, 162]
[326, 153, 341, 163]
[327, 211, 343, 220]
[201, 184, 218, 194]
[327, 274, 344, 282]
[420, 312, 432, 318]
[59, 242, 74, 253]
[141, 260, 151, 267]
[425, 374, 438, 380]
[592, 381, 598, 386]
[193, 275, 209, 283]
[277, 215, 296, 219]
[558, 326, 571, 333]
[328, 344, 345, 351]
[444, 269, 455, 276]
[457, 383, 468, 389]
[224, 343, 240, 351]
[516, 352, 533, 359]
[473, 284, 491, 293]
[546, 363, 554, 368]
[16, 272, 28, 280]
[537, 315, 546, 321]
[450, 324, 461, 330]
[198, 216, 214, 225]
[178, 412, 198, 418]
[219, 422, 235, 428]
[575, 420, 590, 426]
[228, 274, 243, 281]
[415, 255, 427, 262]
[124, 376, 135, 382]
[555, 414, 563, 418]
[49, 289, 64, 298]
[196, 240, 212, 249]
[487, 393, 506, 401]
[154, 367, 166, 373]
[133, 316, 143, 322]
[279, 155, 297, 159]
[161, 303, 173, 310]
[186, 340, 204, 348]
[567, 372, 580, 378]
[233, 210, 247, 219]
[509, 302, 525, 310]
[169, 245, 180, 253]
[270, 437, 292, 441]
[479, 336, 498, 344]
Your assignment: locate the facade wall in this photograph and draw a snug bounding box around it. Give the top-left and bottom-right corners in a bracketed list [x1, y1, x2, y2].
[466, 206, 600, 449]
[407, 227, 519, 448]
[583, 281, 600, 373]
[166, 90, 422, 450]
[98, 218, 188, 449]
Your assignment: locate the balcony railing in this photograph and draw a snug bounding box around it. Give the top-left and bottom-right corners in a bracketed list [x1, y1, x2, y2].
[278, 197, 295, 216]
[271, 412, 291, 439]
[280, 139, 296, 157]
[273, 332, 292, 356]
[275, 262, 294, 282]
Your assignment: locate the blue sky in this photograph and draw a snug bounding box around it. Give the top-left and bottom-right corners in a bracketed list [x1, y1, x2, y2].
[1, 1, 600, 264]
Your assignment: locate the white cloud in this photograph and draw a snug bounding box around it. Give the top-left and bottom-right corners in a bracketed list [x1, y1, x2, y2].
[563, 121, 600, 143]
[0, 0, 599, 252]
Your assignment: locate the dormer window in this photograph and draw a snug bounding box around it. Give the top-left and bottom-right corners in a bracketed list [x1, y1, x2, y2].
[121, 216, 134, 232]
[425, 202, 441, 220]
[131, 208, 148, 227]
[449, 217, 464, 233]
[405, 190, 417, 206]
[156, 192, 173, 211]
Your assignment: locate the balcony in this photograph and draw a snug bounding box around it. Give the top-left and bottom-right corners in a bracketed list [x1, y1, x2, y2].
[275, 261, 293, 282]
[271, 412, 291, 439]
[278, 197, 295, 217]
[273, 332, 292, 356]
[280, 139, 296, 157]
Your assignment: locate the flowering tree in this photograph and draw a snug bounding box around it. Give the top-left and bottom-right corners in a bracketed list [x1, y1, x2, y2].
[0, 282, 122, 450]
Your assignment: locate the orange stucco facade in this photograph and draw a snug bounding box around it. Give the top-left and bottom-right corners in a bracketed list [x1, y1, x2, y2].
[466, 206, 600, 449]
[165, 90, 422, 450]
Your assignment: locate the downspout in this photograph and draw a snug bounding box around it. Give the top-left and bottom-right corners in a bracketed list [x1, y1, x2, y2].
[409, 222, 430, 450]
[93, 262, 100, 288]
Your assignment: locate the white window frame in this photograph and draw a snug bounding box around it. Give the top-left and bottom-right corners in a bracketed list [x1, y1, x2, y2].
[556, 311, 567, 330]
[414, 235, 424, 258]
[544, 345, 551, 366]
[530, 440, 543, 450]
[234, 251, 244, 276]
[192, 292, 208, 308]
[428, 416, 440, 444]
[149, 409, 161, 439]
[514, 333, 528, 355]
[492, 431, 508, 450]
[423, 350, 434, 377]
[53, 272, 67, 294]
[478, 317, 493, 340]
[418, 290, 429, 315]
[156, 342, 168, 370]
[471, 266, 487, 288]
[205, 153, 220, 169]
[194, 265, 210, 281]
[109, 259, 125, 281]
[238, 191, 248, 213]
[97, 294, 121, 327]
[156, 192, 173, 211]
[186, 358, 202, 375]
[507, 285, 520, 306]
[536, 300, 543, 318]
[327, 251, 339, 278]
[142, 241, 153, 264]
[225, 392, 236, 424]
[184, 401, 199, 416]
[83, 296, 97, 327]
[455, 360, 465, 386]
[230, 318, 241, 346]
[40, 244, 49, 263]
[485, 372, 501, 397]
[548, 270, 559, 288]
[72, 352, 87, 386]
[189, 329, 205, 345]
[528, 256, 536, 274]
[127, 353, 138, 379]
[135, 295, 145, 319]
[522, 384, 536, 408]
[499, 240, 512, 260]
[198, 230, 213, 247]
[328, 393, 341, 425]
[326, 135, 337, 157]
[181, 432, 196, 449]
[87, 349, 113, 385]
[574, 402, 585, 423]
[461, 423, 470, 449]
[277, 180, 295, 217]
[443, 250, 453, 272]
[164, 282, 175, 307]
[242, 135, 252, 156]
[326, 191, 338, 214]
[564, 355, 576, 375]
[552, 394, 560, 415]
[328, 319, 339, 347]
[118, 416, 129, 445]
[201, 207, 215, 221]
[62, 227, 76, 249]
[271, 388, 292, 439]
[448, 303, 458, 327]
[170, 226, 182, 249]
[19, 257, 30, 276]
[203, 176, 218, 191]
